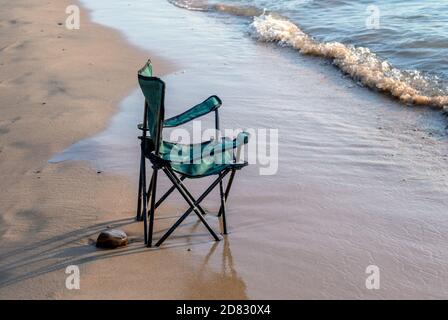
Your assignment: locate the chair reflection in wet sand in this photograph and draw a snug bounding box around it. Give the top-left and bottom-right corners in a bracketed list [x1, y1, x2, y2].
[189, 238, 247, 299]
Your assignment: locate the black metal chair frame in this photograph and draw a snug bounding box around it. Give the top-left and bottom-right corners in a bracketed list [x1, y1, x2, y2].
[136, 100, 242, 248]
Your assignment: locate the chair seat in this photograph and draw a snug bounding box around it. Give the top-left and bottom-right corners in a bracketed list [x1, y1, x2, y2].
[170, 158, 247, 178]
[152, 132, 249, 178]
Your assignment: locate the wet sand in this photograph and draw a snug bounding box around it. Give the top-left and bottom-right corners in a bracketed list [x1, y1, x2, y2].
[0, 0, 249, 300]
[2, 0, 448, 300]
[0, 0, 179, 298]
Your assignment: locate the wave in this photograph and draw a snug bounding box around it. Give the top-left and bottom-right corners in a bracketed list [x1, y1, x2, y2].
[168, 0, 277, 17]
[250, 14, 448, 109]
[169, 0, 448, 109]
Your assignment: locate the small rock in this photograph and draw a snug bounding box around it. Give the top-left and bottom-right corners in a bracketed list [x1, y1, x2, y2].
[57, 22, 63, 26]
[97, 171, 102, 174]
[96, 229, 128, 249]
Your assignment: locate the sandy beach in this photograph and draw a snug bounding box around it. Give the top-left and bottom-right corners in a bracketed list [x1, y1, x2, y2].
[0, 0, 172, 298]
[0, 0, 250, 300]
[2, 0, 448, 300]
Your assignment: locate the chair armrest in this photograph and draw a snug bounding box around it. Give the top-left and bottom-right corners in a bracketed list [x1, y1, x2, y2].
[232, 131, 250, 162]
[164, 95, 222, 127]
[137, 123, 150, 131]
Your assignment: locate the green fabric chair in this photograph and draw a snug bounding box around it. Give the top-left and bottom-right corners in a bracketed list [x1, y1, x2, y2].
[136, 60, 249, 247]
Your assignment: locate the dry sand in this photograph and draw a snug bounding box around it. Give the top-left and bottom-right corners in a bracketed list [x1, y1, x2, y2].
[0, 0, 166, 298]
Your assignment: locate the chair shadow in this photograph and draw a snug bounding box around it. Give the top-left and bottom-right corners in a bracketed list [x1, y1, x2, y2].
[0, 215, 246, 298]
[0, 217, 132, 272]
[0, 217, 136, 288]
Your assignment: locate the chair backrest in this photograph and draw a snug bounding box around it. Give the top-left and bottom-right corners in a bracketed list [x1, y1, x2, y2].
[138, 61, 165, 154]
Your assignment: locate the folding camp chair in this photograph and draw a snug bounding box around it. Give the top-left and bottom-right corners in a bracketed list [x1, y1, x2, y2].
[135, 60, 249, 247]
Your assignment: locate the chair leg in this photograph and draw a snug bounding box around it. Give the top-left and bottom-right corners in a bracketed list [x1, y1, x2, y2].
[225, 169, 237, 199]
[168, 171, 207, 216]
[219, 180, 227, 234]
[153, 175, 186, 209]
[155, 201, 194, 247]
[145, 170, 157, 204]
[175, 176, 206, 216]
[147, 169, 158, 247]
[218, 169, 236, 217]
[155, 168, 229, 247]
[164, 168, 219, 238]
[142, 157, 148, 245]
[136, 151, 144, 221]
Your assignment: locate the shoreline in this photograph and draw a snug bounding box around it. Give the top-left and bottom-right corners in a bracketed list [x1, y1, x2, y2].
[2, 0, 448, 300]
[0, 0, 174, 298]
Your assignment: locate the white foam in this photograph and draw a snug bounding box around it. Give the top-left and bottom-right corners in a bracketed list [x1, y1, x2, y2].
[250, 14, 448, 108]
